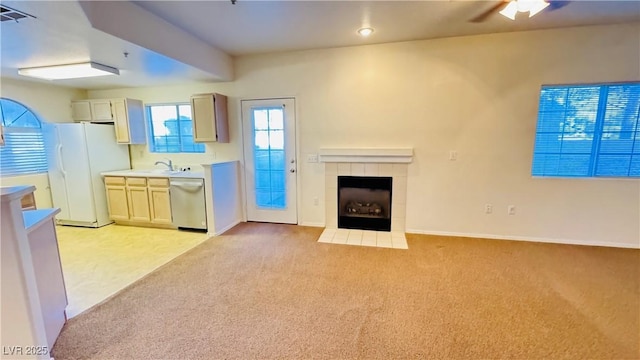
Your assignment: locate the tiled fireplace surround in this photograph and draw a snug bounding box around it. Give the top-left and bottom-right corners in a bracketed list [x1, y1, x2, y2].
[319, 148, 412, 249]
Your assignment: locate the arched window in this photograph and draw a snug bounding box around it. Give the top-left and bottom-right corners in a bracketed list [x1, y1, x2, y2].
[0, 98, 48, 176]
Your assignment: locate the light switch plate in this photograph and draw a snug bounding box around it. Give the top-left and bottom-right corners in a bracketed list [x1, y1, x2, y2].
[307, 154, 319, 163]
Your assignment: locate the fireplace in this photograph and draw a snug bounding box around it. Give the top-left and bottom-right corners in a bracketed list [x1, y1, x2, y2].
[338, 176, 392, 232]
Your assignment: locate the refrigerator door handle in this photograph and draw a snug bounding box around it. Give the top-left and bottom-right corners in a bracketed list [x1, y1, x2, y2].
[57, 144, 67, 177]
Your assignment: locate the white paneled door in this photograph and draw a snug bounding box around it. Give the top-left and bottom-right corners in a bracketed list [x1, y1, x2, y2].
[242, 98, 297, 224]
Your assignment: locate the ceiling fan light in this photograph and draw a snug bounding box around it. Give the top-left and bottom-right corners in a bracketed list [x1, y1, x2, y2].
[528, 0, 550, 17]
[499, 1, 519, 20]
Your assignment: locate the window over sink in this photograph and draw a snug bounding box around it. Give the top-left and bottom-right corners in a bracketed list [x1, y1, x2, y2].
[146, 103, 204, 153]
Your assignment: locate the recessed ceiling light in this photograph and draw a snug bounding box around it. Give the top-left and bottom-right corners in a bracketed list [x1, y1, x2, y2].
[357, 27, 374, 37]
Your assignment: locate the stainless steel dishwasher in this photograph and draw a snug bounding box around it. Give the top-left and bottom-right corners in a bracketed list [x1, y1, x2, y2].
[169, 178, 207, 230]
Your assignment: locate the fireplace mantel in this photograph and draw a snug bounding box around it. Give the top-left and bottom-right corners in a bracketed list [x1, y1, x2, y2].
[318, 148, 413, 163]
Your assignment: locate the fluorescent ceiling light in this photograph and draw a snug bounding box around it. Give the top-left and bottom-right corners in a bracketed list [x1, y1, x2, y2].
[500, 0, 550, 21]
[18, 62, 120, 80]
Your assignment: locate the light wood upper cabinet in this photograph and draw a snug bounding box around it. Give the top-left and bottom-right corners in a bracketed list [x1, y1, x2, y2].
[72, 98, 146, 144]
[71, 99, 113, 122]
[112, 98, 146, 145]
[191, 93, 229, 143]
[91, 100, 113, 121]
[71, 100, 92, 121]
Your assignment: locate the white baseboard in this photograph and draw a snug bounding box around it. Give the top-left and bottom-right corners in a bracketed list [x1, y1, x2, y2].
[209, 219, 243, 237]
[405, 228, 640, 249]
[299, 222, 325, 228]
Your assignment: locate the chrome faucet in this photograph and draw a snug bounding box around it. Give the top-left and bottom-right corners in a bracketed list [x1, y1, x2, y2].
[154, 159, 173, 171]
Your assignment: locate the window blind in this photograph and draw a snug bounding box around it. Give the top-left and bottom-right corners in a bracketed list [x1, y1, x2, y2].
[532, 83, 640, 178]
[0, 98, 49, 177]
[0, 128, 48, 177]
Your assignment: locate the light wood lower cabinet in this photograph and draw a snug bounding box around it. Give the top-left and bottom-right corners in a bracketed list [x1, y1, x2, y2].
[105, 177, 129, 221]
[148, 178, 172, 225]
[126, 177, 151, 222]
[104, 176, 173, 227]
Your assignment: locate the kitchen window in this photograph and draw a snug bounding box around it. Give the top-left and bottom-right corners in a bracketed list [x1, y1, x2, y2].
[532, 82, 640, 177]
[0, 98, 48, 177]
[146, 104, 204, 153]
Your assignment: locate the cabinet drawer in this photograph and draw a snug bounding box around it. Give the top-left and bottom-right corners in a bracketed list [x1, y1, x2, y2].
[104, 176, 126, 186]
[148, 178, 169, 188]
[126, 177, 147, 187]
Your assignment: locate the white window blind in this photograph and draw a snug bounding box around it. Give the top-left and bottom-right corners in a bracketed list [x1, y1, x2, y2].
[0, 98, 48, 177]
[532, 83, 640, 178]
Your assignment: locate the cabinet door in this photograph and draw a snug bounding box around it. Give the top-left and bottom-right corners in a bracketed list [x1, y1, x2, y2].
[148, 186, 172, 225]
[72, 101, 92, 121]
[106, 185, 129, 221]
[191, 94, 217, 142]
[91, 100, 113, 121]
[111, 99, 131, 143]
[127, 186, 151, 222]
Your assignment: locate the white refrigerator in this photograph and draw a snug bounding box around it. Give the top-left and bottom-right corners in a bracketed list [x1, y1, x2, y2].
[44, 123, 131, 227]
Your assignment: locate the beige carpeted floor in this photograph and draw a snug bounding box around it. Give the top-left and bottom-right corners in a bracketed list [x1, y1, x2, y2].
[52, 222, 639, 359]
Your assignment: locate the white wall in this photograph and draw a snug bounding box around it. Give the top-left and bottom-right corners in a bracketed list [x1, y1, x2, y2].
[0, 78, 87, 207]
[88, 83, 238, 171]
[90, 23, 640, 248]
[0, 78, 87, 123]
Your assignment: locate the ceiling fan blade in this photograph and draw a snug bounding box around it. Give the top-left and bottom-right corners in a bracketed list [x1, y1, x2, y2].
[547, 1, 571, 11]
[469, 1, 509, 23]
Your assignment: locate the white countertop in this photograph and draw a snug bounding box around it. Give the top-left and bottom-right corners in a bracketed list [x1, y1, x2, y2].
[23, 208, 61, 233]
[1, 185, 36, 201]
[101, 169, 205, 179]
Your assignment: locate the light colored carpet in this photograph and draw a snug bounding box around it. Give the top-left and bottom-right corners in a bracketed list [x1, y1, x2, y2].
[52, 222, 639, 359]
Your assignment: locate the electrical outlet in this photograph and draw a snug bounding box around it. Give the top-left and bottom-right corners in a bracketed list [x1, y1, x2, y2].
[485, 204, 493, 214]
[449, 150, 458, 161]
[313, 197, 319, 206]
[508, 205, 516, 215]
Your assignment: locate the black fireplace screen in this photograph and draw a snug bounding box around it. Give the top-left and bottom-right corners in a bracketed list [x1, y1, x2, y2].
[338, 176, 392, 232]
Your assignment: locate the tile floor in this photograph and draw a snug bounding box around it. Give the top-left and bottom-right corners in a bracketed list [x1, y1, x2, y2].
[318, 228, 408, 249]
[56, 224, 210, 318]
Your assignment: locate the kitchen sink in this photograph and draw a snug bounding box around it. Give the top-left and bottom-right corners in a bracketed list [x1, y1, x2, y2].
[136, 169, 183, 175]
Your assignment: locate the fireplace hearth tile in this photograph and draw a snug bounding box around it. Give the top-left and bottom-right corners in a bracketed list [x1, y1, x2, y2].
[317, 229, 408, 250]
[347, 231, 362, 245]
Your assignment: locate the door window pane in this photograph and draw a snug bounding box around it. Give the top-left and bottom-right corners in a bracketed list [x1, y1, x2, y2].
[252, 107, 286, 209]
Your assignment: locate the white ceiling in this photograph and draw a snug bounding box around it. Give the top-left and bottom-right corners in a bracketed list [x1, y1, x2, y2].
[1, 0, 639, 90]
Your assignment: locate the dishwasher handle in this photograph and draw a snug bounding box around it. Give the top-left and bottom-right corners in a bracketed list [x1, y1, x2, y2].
[170, 180, 204, 193]
[170, 180, 203, 187]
